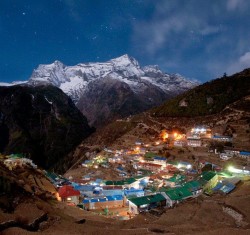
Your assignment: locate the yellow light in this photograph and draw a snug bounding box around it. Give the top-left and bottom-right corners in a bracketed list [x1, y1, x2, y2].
[227, 166, 235, 172]
[174, 132, 178, 137]
[160, 130, 168, 141]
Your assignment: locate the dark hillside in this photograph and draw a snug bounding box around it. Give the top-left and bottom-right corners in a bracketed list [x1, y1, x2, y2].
[152, 69, 250, 117]
[0, 85, 94, 172]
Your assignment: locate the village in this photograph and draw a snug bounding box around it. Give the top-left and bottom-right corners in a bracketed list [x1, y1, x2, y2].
[1, 125, 250, 220]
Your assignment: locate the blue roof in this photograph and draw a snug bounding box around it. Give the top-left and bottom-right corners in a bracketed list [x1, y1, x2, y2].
[240, 151, 250, 156]
[83, 197, 108, 203]
[74, 185, 95, 191]
[106, 195, 124, 201]
[220, 183, 235, 194]
[125, 189, 144, 194]
[102, 189, 124, 196]
[95, 179, 103, 183]
[99, 198, 107, 202]
[71, 182, 79, 187]
[83, 199, 89, 203]
[91, 198, 99, 203]
[212, 182, 223, 191]
[154, 156, 166, 161]
[117, 166, 124, 171]
[83, 195, 123, 204]
[213, 135, 232, 139]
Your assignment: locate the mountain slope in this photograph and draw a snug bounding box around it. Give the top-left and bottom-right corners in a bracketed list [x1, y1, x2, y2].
[152, 68, 250, 117]
[0, 85, 94, 171]
[28, 55, 198, 126]
[72, 68, 250, 151]
[77, 76, 172, 126]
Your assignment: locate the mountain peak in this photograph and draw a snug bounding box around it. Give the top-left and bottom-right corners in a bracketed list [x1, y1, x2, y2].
[50, 60, 65, 68]
[27, 55, 198, 107]
[110, 54, 140, 68]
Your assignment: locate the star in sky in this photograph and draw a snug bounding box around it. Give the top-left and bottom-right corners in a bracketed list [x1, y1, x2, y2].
[0, 0, 250, 83]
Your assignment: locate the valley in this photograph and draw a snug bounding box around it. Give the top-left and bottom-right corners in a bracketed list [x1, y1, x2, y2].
[1, 1, 250, 234]
[0, 63, 250, 235]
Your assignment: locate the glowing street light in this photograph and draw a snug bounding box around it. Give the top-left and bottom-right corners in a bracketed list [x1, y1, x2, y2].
[187, 164, 192, 169]
[227, 166, 235, 172]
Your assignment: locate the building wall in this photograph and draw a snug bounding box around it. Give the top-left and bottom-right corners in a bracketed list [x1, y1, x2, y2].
[84, 200, 124, 210]
[128, 202, 139, 214]
[187, 140, 202, 147]
[62, 196, 79, 205]
[203, 175, 219, 192]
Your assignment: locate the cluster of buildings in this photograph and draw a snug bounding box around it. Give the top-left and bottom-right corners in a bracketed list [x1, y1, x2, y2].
[220, 148, 250, 160]
[3, 154, 37, 170]
[48, 126, 249, 217]
[170, 126, 236, 148]
[43, 142, 247, 217]
[49, 166, 243, 216]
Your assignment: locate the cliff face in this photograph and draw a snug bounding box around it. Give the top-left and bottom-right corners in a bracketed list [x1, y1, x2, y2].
[0, 85, 94, 171]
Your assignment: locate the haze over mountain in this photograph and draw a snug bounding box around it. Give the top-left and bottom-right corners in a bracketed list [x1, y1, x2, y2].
[27, 55, 199, 126]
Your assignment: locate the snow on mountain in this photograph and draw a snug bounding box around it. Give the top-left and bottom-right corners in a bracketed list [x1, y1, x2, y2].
[28, 54, 199, 103]
[30, 60, 68, 87]
[0, 81, 28, 87]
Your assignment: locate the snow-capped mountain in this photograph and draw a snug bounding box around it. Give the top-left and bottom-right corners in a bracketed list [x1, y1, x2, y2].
[29, 54, 199, 103]
[1, 55, 198, 127]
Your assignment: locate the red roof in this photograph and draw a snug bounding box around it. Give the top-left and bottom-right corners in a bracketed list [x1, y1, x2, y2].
[58, 185, 80, 198]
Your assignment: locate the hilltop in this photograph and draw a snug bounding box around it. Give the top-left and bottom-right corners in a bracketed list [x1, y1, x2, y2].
[152, 69, 250, 117]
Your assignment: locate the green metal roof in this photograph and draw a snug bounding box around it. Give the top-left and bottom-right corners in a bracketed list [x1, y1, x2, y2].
[217, 171, 233, 178]
[128, 194, 166, 206]
[9, 153, 24, 159]
[161, 186, 192, 201]
[167, 174, 186, 183]
[183, 180, 201, 191]
[144, 152, 156, 159]
[45, 171, 59, 181]
[201, 171, 217, 181]
[105, 177, 137, 186]
[167, 161, 178, 166]
[197, 178, 207, 186]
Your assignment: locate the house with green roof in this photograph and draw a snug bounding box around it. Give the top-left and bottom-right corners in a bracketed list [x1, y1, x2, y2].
[105, 177, 139, 189]
[160, 186, 192, 207]
[183, 180, 202, 196]
[128, 194, 166, 214]
[164, 174, 186, 188]
[198, 171, 218, 193]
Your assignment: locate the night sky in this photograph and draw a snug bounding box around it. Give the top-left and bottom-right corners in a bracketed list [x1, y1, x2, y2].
[1, 0, 250, 83]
